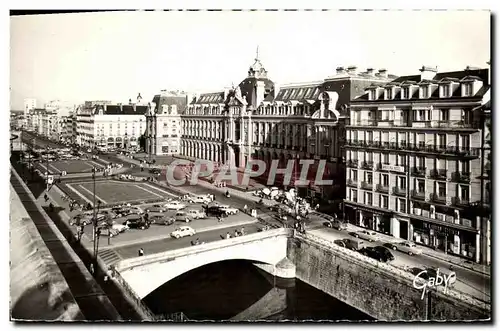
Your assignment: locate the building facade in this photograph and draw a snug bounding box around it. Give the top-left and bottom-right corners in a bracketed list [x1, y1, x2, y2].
[179, 54, 394, 201]
[344, 65, 491, 264]
[76, 96, 148, 149]
[23, 98, 37, 128]
[145, 90, 188, 156]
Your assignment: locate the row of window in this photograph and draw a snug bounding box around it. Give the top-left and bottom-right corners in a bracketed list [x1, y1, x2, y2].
[350, 185, 470, 210]
[369, 83, 474, 101]
[350, 108, 472, 124]
[349, 132, 471, 147]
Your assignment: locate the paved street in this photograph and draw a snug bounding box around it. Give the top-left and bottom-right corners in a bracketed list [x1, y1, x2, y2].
[112, 223, 262, 260]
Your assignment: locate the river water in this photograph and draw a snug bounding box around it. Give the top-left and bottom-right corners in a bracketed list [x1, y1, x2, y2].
[143, 260, 374, 321]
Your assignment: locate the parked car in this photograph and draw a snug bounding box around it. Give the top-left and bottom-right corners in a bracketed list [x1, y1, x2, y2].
[219, 205, 239, 215]
[351, 230, 378, 242]
[149, 168, 162, 174]
[129, 206, 144, 214]
[187, 209, 207, 219]
[203, 205, 228, 218]
[164, 201, 186, 210]
[343, 238, 366, 251]
[188, 195, 211, 204]
[170, 226, 196, 239]
[323, 219, 348, 231]
[360, 246, 395, 262]
[111, 223, 129, 233]
[334, 239, 349, 248]
[174, 211, 192, 223]
[392, 241, 423, 256]
[123, 215, 150, 230]
[147, 205, 166, 213]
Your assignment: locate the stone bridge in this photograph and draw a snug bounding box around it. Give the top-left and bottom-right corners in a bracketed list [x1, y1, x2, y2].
[114, 228, 294, 300]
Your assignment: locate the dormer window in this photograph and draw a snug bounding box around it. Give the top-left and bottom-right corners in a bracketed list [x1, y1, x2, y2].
[463, 83, 473, 97]
[421, 86, 429, 98]
[441, 84, 451, 98]
[385, 88, 393, 100]
[402, 87, 410, 99]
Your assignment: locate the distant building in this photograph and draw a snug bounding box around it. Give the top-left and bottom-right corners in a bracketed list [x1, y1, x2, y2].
[23, 98, 37, 128]
[344, 65, 491, 264]
[145, 90, 189, 156]
[76, 95, 148, 149]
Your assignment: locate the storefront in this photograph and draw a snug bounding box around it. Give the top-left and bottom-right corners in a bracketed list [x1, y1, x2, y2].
[410, 217, 478, 260]
[344, 202, 393, 232]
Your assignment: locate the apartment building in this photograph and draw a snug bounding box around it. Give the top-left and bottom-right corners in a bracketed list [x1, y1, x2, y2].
[180, 51, 394, 201]
[76, 96, 148, 149]
[344, 65, 491, 264]
[23, 98, 37, 128]
[145, 90, 188, 155]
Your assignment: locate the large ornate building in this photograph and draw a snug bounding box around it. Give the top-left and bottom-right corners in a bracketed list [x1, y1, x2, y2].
[344, 65, 491, 264]
[153, 51, 396, 201]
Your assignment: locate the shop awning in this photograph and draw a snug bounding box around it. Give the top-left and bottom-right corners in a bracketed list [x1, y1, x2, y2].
[344, 201, 394, 215]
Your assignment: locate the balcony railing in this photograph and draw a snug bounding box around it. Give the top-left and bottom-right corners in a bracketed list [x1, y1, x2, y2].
[347, 159, 358, 168]
[410, 190, 426, 201]
[347, 179, 358, 187]
[361, 181, 373, 190]
[430, 193, 446, 203]
[411, 167, 427, 177]
[361, 161, 374, 170]
[451, 196, 470, 207]
[376, 184, 389, 193]
[429, 169, 447, 180]
[451, 171, 471, 183]
[343, 140, 480, 157]
[392, 187, 406, 197]
[431, 120, 475, 129]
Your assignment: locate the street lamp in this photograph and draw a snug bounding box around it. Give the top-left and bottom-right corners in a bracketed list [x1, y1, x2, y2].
[91, 167, 103, 262]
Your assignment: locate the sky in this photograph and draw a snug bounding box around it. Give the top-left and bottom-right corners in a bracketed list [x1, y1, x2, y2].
[9, 10, 491, 110]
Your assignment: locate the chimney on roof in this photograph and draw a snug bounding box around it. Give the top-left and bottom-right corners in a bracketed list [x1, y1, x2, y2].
[377, 69, 388, 78]
[465, 65, 480, 71]
[366, 68, 375, 77]
[336, 66, 346, 75]
[419, 65, 438, 81]
[347, 66, 358, 75]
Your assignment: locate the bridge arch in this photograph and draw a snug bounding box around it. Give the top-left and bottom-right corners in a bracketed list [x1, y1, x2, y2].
[115, 230, 290, 299]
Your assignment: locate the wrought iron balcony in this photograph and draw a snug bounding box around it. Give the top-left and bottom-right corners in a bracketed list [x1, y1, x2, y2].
[361, 181, 373, 190]
[430, 193, 446, 203]
[410, 190, 426, 201]
[429, 169, 447, 180]
[411, 167, 427, 178]
[392, 186, 406, 197]
[451, 196, 470, 207]
[451, 171, 471, 183]
[376, 184, 389, 193]
[347, 159, 359, 168]
[361, 161, 374, 170]
[347, 179, 358, 188]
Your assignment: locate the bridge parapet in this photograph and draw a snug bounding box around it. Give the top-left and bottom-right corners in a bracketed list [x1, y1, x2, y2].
[115, 228, 293, 273]
[295, 232, 491, 314]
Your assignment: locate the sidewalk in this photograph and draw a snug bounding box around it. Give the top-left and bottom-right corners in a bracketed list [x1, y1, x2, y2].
[335, 219, 491, 276]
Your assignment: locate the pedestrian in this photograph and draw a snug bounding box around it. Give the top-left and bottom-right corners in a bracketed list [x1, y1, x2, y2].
[241, 227, 245, 236]
[234, 229, 239, 237]
[44, 193, 48, 202]
[226, 232, 231, 239]
[217, 216, 222, 223]
[138, 248, 144, 257]
[243, 204, 248, 214]
[89, 263, 94, 275]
